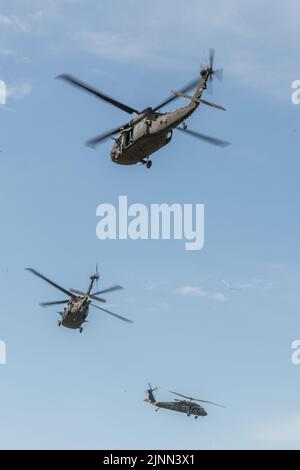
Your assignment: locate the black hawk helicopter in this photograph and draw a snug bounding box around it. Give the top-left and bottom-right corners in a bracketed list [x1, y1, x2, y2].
[144, 384, 225, 419]
[26, 267, 133, 333]
[57, 49, 229, 169]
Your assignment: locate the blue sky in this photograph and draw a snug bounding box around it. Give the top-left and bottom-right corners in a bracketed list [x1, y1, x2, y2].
[1, 0, 300, 450]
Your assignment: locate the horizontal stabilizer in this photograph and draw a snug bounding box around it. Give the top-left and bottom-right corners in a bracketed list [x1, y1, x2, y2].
[199, 98, 225, 111]
[171, 90, 225, 110]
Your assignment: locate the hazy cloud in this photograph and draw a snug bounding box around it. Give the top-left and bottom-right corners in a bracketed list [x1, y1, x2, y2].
[176, 286, 227, 302]
[0, 13, 30, 33]
[253, 415, 300, 442]
[72, 31, 156, 61]
[221, 279, 276, 291]
[6, 82, 32, 100]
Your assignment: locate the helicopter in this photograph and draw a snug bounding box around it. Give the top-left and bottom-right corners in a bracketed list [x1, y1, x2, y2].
[144, 384, 225, 419]
[57, 49, 229, 169]
[26, 267, 133, 333]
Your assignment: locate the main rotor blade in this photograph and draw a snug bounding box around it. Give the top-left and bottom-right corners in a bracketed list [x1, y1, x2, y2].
[93, 285, 124, 295]
[69, 288, 106, 303]
[153, 77, 200, 112]
[40, 300, 69, 307]
[69, 288, 87, 297]
[169, 390, 194, 401]
[169, 391, 225, 408]
[196, 399, 226, 408]
[89, 294, 107, 303]
[176, 127, 230, 147]
[26, 268, 73, 297]
[56, 74, 139, 115]
[91, 303, 133, 323]
[86, 123, 129, 148]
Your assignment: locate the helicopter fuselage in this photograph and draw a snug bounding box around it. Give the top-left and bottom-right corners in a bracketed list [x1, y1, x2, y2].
[146, 398, 207, 417]
[110, 102, 198, 165]
[60, 297, 90, 329]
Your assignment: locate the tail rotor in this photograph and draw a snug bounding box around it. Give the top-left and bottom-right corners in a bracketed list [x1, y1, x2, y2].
[145, 383, 158, 403]
[201, 49, 223, 94]
[95, 263, 99, 288]
[90, 263, 99, 286]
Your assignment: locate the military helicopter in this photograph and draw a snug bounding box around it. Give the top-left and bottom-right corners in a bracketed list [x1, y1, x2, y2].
[144, 384, 225, 419]
[57, 49, 229, 169]
[26, 267, 133, 333]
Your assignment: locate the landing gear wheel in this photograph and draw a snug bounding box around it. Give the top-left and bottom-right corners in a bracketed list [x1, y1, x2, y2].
[146, 160, 152, 169]
[79, 327, 83, 333]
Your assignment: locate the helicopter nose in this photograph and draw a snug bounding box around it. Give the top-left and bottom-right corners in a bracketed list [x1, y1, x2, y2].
[110, 146, 119, 161]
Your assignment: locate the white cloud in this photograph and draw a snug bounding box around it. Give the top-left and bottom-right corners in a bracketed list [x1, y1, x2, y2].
[6, 82, 32, 100]
[176, 286, 227, 302]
